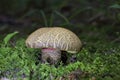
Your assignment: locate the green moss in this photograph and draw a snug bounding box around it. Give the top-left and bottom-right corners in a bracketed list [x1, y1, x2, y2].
[0, 28, 120, 80]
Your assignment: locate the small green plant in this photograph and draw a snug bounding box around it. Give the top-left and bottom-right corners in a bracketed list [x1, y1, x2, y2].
[109, 4, 120, 9]
[3, 31, 19, 46]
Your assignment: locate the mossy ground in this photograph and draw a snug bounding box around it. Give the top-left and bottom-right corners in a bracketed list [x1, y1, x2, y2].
[0, 25, 120, 80]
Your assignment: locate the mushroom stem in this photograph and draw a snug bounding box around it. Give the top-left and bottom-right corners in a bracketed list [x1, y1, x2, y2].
[41, 48, 61, 65]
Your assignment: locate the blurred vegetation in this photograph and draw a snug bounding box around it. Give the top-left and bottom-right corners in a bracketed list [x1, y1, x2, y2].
[0, 0, 120, 80]
[0, 0, 120, 34]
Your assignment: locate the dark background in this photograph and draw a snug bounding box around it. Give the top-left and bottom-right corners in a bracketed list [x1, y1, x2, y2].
[0, 0, 120, 43]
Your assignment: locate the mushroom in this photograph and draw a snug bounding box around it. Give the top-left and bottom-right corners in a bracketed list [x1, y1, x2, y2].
[26, 27, 82, 65]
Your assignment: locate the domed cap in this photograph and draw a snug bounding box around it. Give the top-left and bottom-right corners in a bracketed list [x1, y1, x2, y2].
[26, 27, 82, 53]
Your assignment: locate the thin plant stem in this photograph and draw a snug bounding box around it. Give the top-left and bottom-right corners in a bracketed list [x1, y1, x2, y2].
[49, 12, 54, 27]
[54, 11, 70, 25]
[40, 10, 48, 27]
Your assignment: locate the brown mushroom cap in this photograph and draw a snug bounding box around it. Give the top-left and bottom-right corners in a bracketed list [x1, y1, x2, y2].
[26, 27, 82, 53]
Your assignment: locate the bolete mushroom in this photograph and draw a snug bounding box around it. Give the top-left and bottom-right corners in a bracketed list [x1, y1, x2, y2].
[26, 27, 82, 64]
